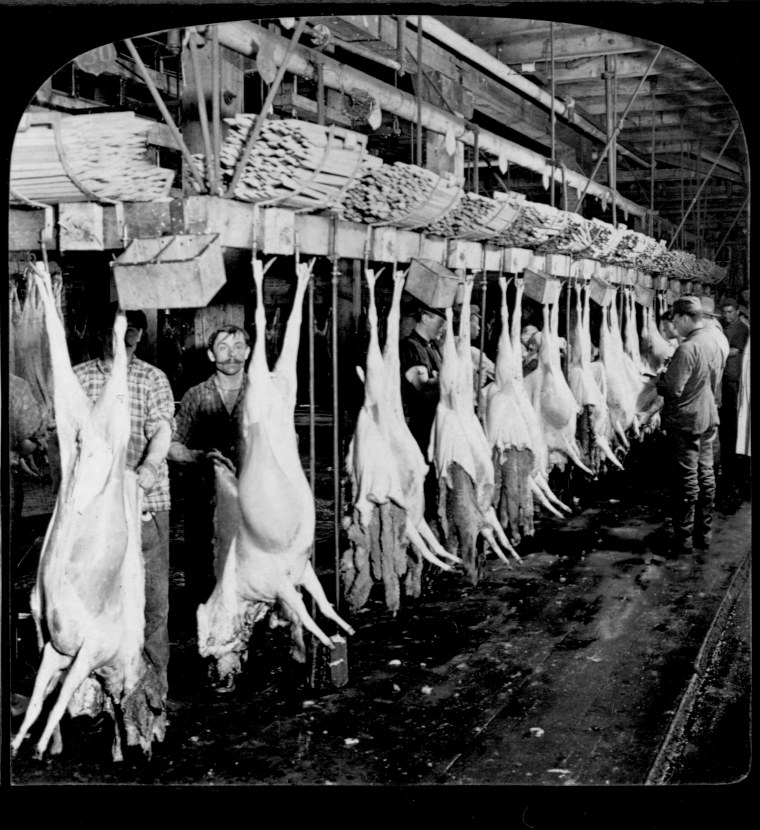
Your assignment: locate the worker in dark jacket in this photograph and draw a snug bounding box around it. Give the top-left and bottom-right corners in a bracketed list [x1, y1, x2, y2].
[655, 296, 726, 555]
[400, 300, 446, 522]
[399, 301, 445, 453]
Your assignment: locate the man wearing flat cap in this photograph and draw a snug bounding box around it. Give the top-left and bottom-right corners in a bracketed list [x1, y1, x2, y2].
[717, 296, 750, 505]
[400, 299, 446, 453]
[654, 295, 725, 555]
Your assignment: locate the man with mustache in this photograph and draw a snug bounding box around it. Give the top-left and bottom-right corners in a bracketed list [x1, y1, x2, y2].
[169, 325, 251, 629]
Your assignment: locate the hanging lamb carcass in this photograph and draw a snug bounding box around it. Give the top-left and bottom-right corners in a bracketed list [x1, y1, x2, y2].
[342, 267, 460, 614]
[486, 276, 569, 547]
[522, 294, 594, 476]
[11, 266, 164, 762]
[429, 275, 520, 584]
[196, 259, 354, 690]
[567, 281, 624, 474]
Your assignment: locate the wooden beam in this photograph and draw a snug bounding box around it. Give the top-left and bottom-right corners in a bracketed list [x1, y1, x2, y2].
[580, 94, 732, 117]
[614, 159, 743, 184]
[561, 75, 722, 100]
[549, 52, 700, 83]
[476, 29, 647, 63]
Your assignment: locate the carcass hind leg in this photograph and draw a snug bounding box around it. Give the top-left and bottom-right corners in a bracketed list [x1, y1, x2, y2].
[300, 561, 355, 636]
[33, 645, 96, 759]
[406, 520, 455, 571]
[416, 519, 461, 563]
[277, 581, 335, 649]
[11, 643, 71, 756]
[484, 507, 522, 563]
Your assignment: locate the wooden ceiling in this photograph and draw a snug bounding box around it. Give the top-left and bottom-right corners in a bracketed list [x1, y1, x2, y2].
[435, 15, 748, 249]
[307, 11, 747, 257]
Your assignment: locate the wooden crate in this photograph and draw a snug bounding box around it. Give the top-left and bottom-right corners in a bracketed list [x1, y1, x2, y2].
[404, 258, 462, 308]
[634, 284, 655, 308]
[589, 274, 617, 307]
[523, 267, 562, 305]
[502, 247, 533, 274]
[112, 233, 226, 309]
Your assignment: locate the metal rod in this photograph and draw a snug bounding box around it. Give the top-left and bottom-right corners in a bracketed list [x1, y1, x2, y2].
[668, 123, 739, 249]
[226, 17, 308, 197]
[188, 31, 214, 188]
[649, 81, 656, 236]
[124, 37, 206, 191]
[477, 252, 487, 426]
[680, 136, 685, 249]
[714, 195, 749, 259]
[550, 21, 556, 208]
[473, 128, 480, 194]
[564, 280, 571, 379]
[416, 17, 423, 167]
[330, 219, 341, 612]
[575, 45, 663, 214]
[211, 24, 222, 194]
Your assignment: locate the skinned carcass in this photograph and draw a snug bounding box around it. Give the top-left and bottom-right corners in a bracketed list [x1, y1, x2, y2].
[485, 278, 538, 545]
[11, 266, 163, 762]
[431, 275, 519, 584]
[523, 297, 594, 476]
[640, 302, 675, 376]
[621, 289, 663, 431]
[343, 267, 460, 613]
[599, 293, 662, 446]
[197, 259, 354, 688]
[486, 276, 571, 545]
[568, 282, 623, 473]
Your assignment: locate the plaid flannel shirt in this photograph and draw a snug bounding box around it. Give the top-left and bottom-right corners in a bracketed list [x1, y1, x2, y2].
[73, 357, 175, 512]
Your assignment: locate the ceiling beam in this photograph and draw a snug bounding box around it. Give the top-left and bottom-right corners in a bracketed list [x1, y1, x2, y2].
[548, 52, 701, 83]
[580, 95, 732, 117]
[559, 76, 722, 100]
[614, 166, 744, 184]
[480, 29, 650, 63]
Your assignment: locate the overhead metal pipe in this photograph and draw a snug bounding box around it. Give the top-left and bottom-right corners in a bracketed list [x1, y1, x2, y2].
[405, 14, 651, 169]
[668, 122, 739, 249]
[203, 20, 654, 221]
[574, 46, 663, 214]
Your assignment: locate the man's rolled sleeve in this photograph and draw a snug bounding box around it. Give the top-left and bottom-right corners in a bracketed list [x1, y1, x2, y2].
[145, 370, 176, 441]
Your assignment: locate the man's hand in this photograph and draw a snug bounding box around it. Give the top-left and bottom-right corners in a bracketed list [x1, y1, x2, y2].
[203, 448, 236, 474]
[137, 460, 159, 491]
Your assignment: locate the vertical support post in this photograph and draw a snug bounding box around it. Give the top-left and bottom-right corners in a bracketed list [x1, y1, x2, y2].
[211, 24, 221, 194]
[549, 21, 556, 208]
[396, 15, 406, 76]
[416, 17, 423, 167]
[188, 31, 214, 188]
[649, 79, 656, 236]
[473, 128, 480, 194]
[316, 55, 325, 126]
[679, 136, 685, 249]
[606, 55, 618, 227]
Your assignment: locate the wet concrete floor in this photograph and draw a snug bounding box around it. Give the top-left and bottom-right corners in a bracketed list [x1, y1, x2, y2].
[9, 445, 752, 788]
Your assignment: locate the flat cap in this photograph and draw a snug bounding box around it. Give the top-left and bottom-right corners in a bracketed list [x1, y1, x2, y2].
[672, 295, 703, 316]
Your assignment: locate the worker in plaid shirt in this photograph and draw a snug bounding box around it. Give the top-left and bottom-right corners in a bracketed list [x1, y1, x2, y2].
[74, 305, 175, 704]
